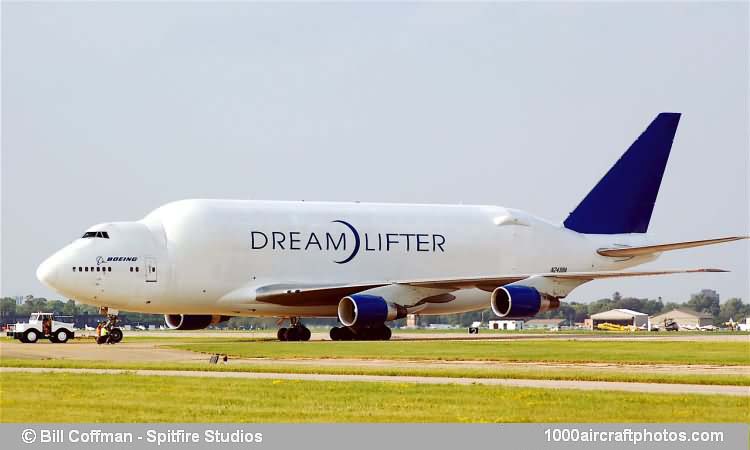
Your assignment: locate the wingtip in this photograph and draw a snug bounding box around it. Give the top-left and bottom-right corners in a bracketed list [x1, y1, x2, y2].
[699, 268, 730, 273]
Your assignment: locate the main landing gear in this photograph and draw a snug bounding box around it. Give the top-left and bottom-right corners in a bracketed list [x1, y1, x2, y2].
[277, 317, 311, 341]
[330, 323, 392, 341]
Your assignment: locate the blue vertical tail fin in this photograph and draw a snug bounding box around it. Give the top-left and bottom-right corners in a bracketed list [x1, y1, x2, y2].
[563, 112, 681, 234]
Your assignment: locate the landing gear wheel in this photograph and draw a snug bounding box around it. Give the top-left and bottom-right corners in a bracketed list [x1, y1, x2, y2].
[330, 326, 352, 341]
[279, 317, 310, 342]
[339, 327, 355, 341]
[359, 327, 376, 341]
[380, 325, 392, 341]
[285, 327, 300, 341]
[277, 327, 288, 341]
[22, 329, 39, 344]
[108, 327, 123, 344]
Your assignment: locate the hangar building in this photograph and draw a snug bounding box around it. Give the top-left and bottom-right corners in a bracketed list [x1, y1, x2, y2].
[650, 309, 713, 329]
[488, 320, 524, 330]
[590, 309, 648, 329]
[525, 318, 566, 329]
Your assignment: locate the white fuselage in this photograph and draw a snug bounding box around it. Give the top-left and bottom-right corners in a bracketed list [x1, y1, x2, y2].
[37, 199, 656, 318]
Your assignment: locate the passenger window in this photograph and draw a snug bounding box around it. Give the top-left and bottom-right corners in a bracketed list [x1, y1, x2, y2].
[96, 267, 100, 272]
[130, 267, 133, 272]
[151, 267, 155, 272]
[72, 267, 76, 272]
[108, 267, 112, 272]
[136, 267, 140, 272]
[85, 267, 89, 272]
[79, 266, 82, 272]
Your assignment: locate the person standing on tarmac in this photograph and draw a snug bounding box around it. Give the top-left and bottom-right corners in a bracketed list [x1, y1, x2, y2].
[99, 324, 109, 345]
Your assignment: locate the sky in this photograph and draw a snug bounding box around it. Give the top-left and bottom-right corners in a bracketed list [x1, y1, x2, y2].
[2, 2, 748, 304]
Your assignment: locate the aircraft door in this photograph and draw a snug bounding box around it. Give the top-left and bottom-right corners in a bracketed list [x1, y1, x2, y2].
[145, 257, 157, 282]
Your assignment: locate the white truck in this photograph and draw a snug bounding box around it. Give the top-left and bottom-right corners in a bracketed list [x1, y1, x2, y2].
[6, 312, 76, 343]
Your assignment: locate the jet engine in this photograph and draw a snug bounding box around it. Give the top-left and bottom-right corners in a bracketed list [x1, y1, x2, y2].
[490, 285, 560, 319]
[337, 294, 407, 327]
[164, 314, 230, 330]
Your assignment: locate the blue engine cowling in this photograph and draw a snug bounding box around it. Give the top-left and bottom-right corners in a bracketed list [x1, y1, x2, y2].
[337, 294, 407, 327]
[490, 285, 557, 319]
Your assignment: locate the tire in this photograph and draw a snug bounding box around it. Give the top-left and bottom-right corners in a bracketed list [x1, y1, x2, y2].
[109, 328, 123, 344]
[52, 329, 71, 344]
[340, 327, 354, 341]
[286, 327, 300, 341]
[358, 327, 373, 341]
[329, 327, 341, 341]
[277, 327, 288, 341]
[23, 329, 39, 344]
[299, 326, 311, 341]
[380, 326, 392, 341]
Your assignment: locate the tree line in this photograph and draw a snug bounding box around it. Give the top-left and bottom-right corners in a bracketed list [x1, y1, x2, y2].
[1, 289, 748, 328]
[429, 290, 748, 327]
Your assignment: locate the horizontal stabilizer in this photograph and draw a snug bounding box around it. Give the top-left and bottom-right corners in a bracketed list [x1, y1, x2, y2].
[597, 236, 749, 257]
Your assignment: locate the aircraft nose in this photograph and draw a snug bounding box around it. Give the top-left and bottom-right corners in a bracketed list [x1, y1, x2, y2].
[36, 256, 59, 288]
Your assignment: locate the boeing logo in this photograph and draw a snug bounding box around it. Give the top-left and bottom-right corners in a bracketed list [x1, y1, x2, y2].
[97, 256, 138, 265]
[250, 220, 446, 264]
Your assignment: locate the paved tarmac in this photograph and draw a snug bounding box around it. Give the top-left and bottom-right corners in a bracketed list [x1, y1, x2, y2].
[2, 341, 748, 375]
[2, 366, 747, 396]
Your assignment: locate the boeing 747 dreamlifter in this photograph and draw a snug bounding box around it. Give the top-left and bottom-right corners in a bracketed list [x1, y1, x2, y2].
[35, 113, 747, 341]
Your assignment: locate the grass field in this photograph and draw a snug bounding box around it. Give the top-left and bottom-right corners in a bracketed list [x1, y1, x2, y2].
[2, 372, 747, 423]
[3, 358, 749, 386]
[169, 339, 750, 365]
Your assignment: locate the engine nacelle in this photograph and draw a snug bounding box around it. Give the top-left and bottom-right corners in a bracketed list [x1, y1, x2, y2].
[337, 294, 407, 327]
[164, 314, 230, 330]
[490, 285, 560, 319]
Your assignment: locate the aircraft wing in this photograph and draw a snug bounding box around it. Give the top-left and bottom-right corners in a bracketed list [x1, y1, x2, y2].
[597, 236, 748, 257]
[253, 268, 726, 306]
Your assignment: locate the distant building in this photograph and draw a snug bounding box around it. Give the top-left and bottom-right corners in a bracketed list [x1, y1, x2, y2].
[524, 318, 566, 329]
[427, 323, 457, 329]
[488, 320, 523, 330]
[405, 314, 419, 328]
[590, 309, 648, 329]
[737, 318, 750, 332]
[650, 308, 713, 330]
[14, 296, 24, 306]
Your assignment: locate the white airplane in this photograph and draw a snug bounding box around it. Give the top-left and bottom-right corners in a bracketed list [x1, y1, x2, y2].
[36, 113, 747, 341]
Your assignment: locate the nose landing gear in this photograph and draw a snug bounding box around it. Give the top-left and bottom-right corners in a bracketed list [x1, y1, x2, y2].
[277, 317, 311, 341]
[330, 323, 391, 341]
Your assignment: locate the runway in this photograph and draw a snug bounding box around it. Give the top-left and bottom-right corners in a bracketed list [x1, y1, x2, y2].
[2, 366, 747, 396]
[3, 341, 748, 375]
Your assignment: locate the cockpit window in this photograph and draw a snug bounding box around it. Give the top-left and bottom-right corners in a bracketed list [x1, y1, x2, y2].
[81, 231, 109, 239]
